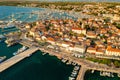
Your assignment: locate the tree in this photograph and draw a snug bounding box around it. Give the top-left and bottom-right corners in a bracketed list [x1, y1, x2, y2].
[114, 61, 120, 67]
[116, 24, 120, 29]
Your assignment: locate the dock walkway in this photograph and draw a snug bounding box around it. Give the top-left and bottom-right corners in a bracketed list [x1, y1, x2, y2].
[0, 47, 38, 72]
[76, 66, 87, 80]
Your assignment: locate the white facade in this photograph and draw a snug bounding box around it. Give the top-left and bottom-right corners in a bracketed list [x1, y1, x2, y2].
[105, 50, 120, 56]
[72, 29, 86, 35]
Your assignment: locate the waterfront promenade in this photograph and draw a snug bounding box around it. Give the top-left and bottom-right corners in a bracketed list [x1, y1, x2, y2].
[0, 47, 38, 72]
[37, 46, 120, 80]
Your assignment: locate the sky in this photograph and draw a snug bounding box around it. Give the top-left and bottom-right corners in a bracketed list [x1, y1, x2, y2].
[25, 0, 120, 2]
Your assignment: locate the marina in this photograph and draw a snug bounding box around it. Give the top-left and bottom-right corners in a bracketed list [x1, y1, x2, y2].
[100, 71, 114, 77]
[0, 6, 92, 23]
[69, 65, 80, 80]
[0, 5, 120, 80]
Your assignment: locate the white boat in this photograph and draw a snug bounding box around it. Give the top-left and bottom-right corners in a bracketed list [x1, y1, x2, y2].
[13, 46, 27, 55]
[118, 73, 120, 77]
[0, 56, 6, 63]
[91, 70, 94, 73]
[74, 66, 80, 71]
[4, 21, 15, 29]
[61, 58, 67, 63]
[69, 77, 75, 80]
[43, 52, 47, 55]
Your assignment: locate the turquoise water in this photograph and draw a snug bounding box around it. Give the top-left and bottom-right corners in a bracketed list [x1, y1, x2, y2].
[0, 28, 19, 35]
[0, 51, 74, 80]
[0, 6, 42, 22]
[0, 6, 83, 22]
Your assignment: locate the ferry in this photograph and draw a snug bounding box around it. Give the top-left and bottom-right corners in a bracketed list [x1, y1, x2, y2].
[13, 46, 27, 55]
[0, 56, 6, 63]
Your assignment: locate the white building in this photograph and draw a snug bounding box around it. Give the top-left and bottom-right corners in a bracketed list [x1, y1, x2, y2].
[72, 28, 86, 35]
[105, 46, 120, 56]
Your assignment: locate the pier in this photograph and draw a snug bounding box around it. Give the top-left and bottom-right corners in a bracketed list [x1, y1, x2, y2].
[76, 66, 87, 80]
[0, 47, 38, 72]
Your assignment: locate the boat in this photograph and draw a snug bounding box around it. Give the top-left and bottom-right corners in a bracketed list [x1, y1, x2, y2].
[61, 58, 67, 63]
[13, 46, 27, 55]
[66, 61, 72, 65]
[91, 70, 94, 73]
[72, 62, 76, 66]
[0, 56, 6, 63]
[118, 73, 120, 77]
[74, 66, 80, 71]
[43, 52, 47, 55]
[72, 70, 77, 75]
[69, 77, 75, 80]
[70, 74, 76, 78]
[110, 73, 114, 77]
[7, 42, 17, 47]
[0, 35, 5, 42]
[4, 21, 15, 29]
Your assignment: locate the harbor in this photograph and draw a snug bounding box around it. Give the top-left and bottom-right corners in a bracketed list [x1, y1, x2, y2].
[0, 5, 120, 80]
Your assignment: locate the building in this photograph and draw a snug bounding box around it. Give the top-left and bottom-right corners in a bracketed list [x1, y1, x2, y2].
[72, 27, 86, 35]
[87, 47, 96, 54]
[73, 45, 86, 53]
[47, 37, 55, 45]
[86, 31, 97, 38]
[105, 46, 120, 56]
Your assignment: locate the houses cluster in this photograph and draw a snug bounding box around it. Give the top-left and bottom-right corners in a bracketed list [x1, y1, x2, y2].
[81, 4, 120, 21]
[25, 17, 120, 59]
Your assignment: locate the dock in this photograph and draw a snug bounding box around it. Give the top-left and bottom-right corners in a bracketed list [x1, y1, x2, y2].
[76, 66, 87, 80]
[0, 47, 38, 72]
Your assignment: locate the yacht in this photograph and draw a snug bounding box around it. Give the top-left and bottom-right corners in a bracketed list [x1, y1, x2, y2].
[118, 73, 120, 77]
[74, 66, 80, 71]
[0, 56, 6, 63]
[61, 58, 67, 63]
[91, 70, 94, 73]
[13, 46, 27, 55]
[4, 21, 15, 29]
[69, 77, 75, 80]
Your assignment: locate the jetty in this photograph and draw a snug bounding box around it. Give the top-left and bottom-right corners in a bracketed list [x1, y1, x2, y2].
[76, 66, 87, 80]
[0, 47, 38, 72]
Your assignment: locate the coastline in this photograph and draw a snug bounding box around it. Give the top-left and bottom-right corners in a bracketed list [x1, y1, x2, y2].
[19, 40, 120, 80]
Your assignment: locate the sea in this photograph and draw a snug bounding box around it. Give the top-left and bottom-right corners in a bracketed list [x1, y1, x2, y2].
[0, 6, 120, 80]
